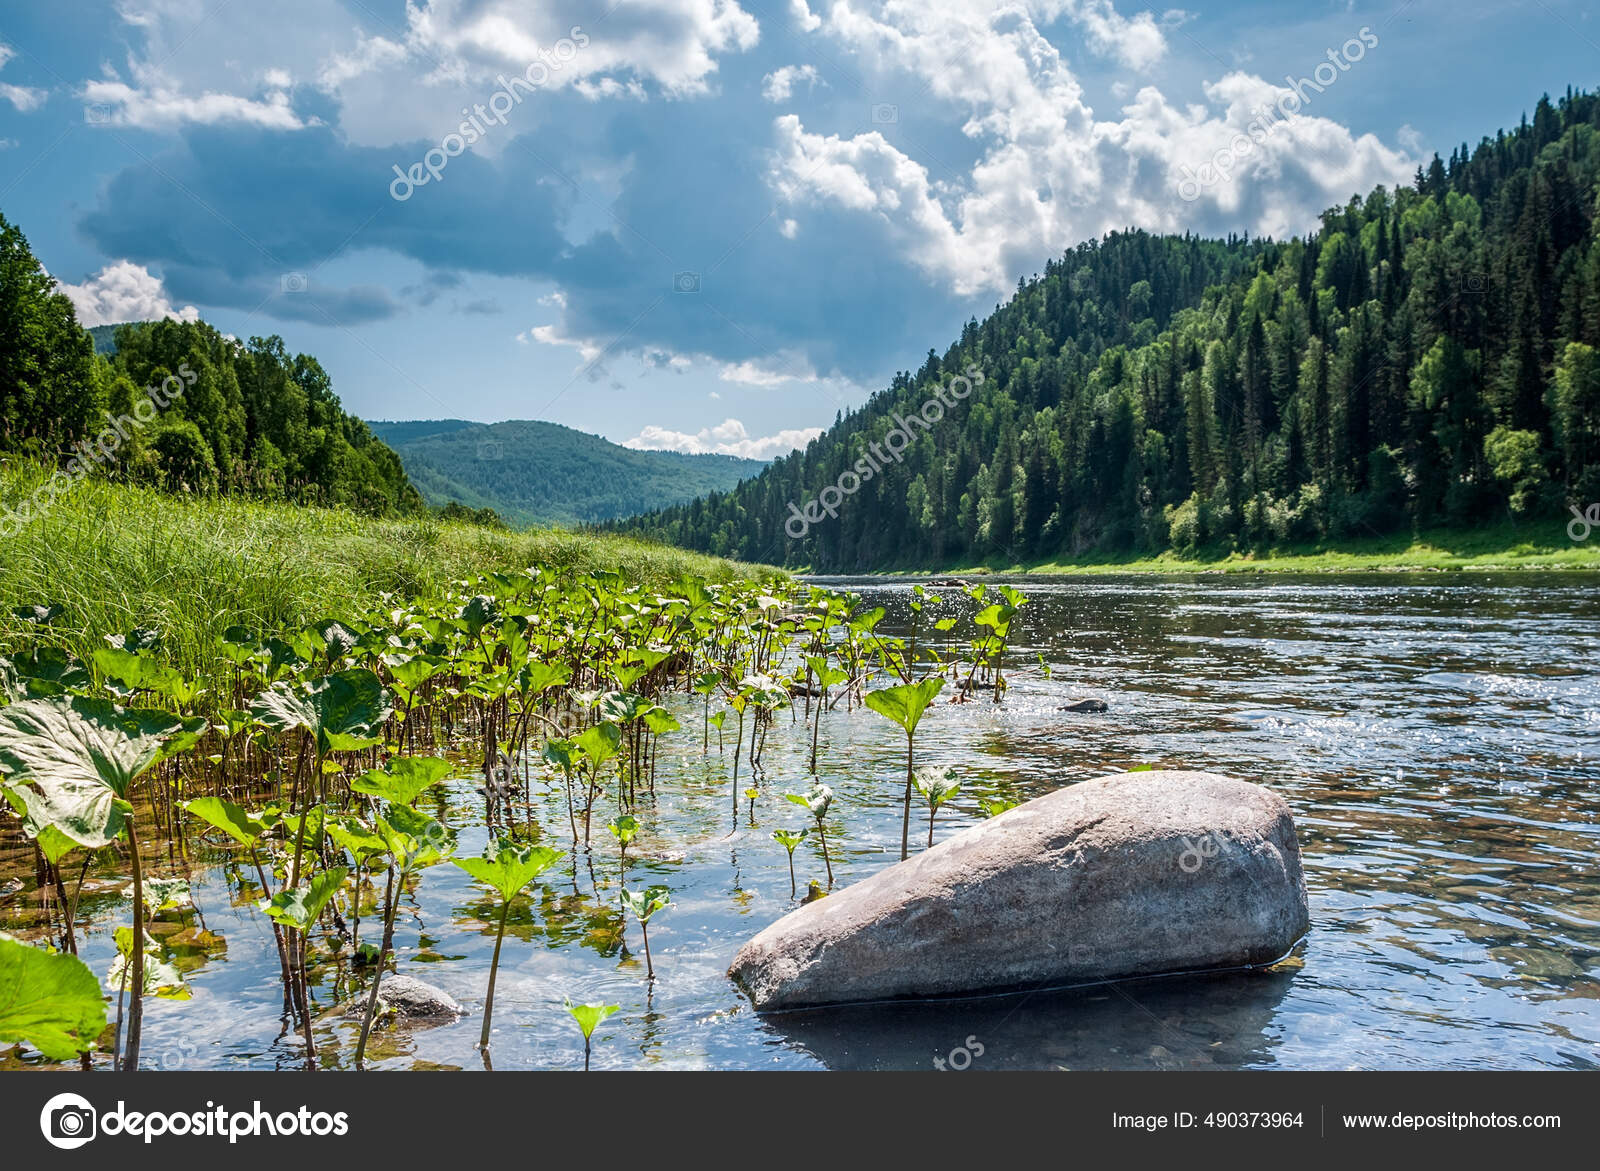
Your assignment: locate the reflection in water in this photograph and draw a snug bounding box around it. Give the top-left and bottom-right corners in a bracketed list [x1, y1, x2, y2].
[2, 572, 1597, 1070]
[761, 964, 1303, 1071]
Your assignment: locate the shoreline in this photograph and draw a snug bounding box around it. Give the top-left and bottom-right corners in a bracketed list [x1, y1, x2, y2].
[798, 520, 1600, 577]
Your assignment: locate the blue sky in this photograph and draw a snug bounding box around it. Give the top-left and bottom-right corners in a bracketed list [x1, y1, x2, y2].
[0, 0, 1595, 457]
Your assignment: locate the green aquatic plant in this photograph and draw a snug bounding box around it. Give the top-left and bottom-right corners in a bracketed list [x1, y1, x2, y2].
[863, 677, 945, 860]
[914, 766, 962, 848]
[352, 803, 457, 1069]
[572, 722, 623, 847]
[564, 998, 621, 1071]
[786, 783, 834, 888]
[802, 655, 849, 773]
[0, 696, 203, 1071]
[979, 796, 1021, 818]
[619, 883, 671, 979]
[771, 827, 809, 897]
[0, 547, 1029, 1071]
[608, 813, 639, 896]
[454, 843, 564, 1050]
[261, 864, 348, 1070]
[0, 934, 108, 1061]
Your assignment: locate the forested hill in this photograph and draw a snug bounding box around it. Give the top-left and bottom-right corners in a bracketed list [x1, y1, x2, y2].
[369, 418, 769, 527]
[609, 88, 1600, 570]
[0, 213, 419, 515]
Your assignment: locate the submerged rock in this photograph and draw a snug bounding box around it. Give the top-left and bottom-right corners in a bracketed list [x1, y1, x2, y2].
[1061, 698, 1109, 712]
[341, 975, 464, 1025]
[728, 770, 1308, 1011]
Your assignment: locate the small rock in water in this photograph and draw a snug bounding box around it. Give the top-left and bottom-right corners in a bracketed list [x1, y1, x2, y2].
[1061, 698, 1109, 713]
[342, 975, 464, 1024]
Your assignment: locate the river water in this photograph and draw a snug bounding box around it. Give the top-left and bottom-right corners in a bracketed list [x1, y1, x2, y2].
[3, 572, 1597, 1070]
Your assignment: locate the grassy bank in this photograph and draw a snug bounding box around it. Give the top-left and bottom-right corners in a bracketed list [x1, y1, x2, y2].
[913, 520, 1600, 576]
[0, 464, 774, 683]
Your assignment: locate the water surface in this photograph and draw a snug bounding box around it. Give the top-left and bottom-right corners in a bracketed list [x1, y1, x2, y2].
[4, 572, 1597, 1070]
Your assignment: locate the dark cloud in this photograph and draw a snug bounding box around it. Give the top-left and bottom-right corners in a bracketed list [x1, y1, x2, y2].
[75, 91, 972, 377]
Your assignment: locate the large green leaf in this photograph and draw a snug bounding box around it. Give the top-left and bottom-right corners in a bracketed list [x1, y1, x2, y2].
[325, 815, 388, 859]
[803, 655, 849, 690]
[0, 935, 108, 1059]
[863, 677, 945, 735]
[379, 806, 455, 872]
[261, 868, 349, 933]
[518, 661, 570, 695]
[641, 706, 681, 735]
[92, 647, 196, 706]
[250, 668, 391, 754]
[2, 646, 90, 697]
[453, 843, 563, 902]
[386, 654, 444, 693]
[574, 722, 622, 768]
[349, 755, 452, 806]
[34, 824, 81, 867]
[0, 697, 204, 848]
[459, 594, 501, 638]
[129, 877, 193, 914]
[597, 691, 651, 724]
[182, 796, 271, 847]
[541, 737, 579, 773]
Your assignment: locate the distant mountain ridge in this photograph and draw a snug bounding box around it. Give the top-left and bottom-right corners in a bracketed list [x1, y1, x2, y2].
[368, 417, 768, 527]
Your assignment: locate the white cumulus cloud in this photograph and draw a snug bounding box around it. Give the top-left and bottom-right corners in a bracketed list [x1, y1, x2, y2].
[767, 2, 1414, 299]
[0, 41, 46, 111]
[762, 64, 821, 102]
[82, 68, 306, 130]
[55, 260, 201, 328]
[623, 418, 821, 459]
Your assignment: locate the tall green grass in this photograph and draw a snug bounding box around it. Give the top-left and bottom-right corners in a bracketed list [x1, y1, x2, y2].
[0, 462, 774, 685]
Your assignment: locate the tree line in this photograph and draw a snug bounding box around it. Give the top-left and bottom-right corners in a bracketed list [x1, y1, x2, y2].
[610, 88, 1600, 568]
[0, 213, 420, 516]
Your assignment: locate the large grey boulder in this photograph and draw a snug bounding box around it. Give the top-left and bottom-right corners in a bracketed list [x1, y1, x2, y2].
[729, 770, 1308, 1010]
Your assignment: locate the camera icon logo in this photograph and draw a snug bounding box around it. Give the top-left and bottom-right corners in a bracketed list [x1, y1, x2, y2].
[871, 103, 898, 124]
[83, 103, 112, 125]
[1462, 272, 1488, 293]
[476, 439, 504, 461]
[672, 271, 700, 293]
[280, 272, 309, 294]
[40, 1092, 97, 1150]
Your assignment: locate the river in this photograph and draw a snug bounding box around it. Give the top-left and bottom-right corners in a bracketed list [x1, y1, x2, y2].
[3, 572, 1597, 1070]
